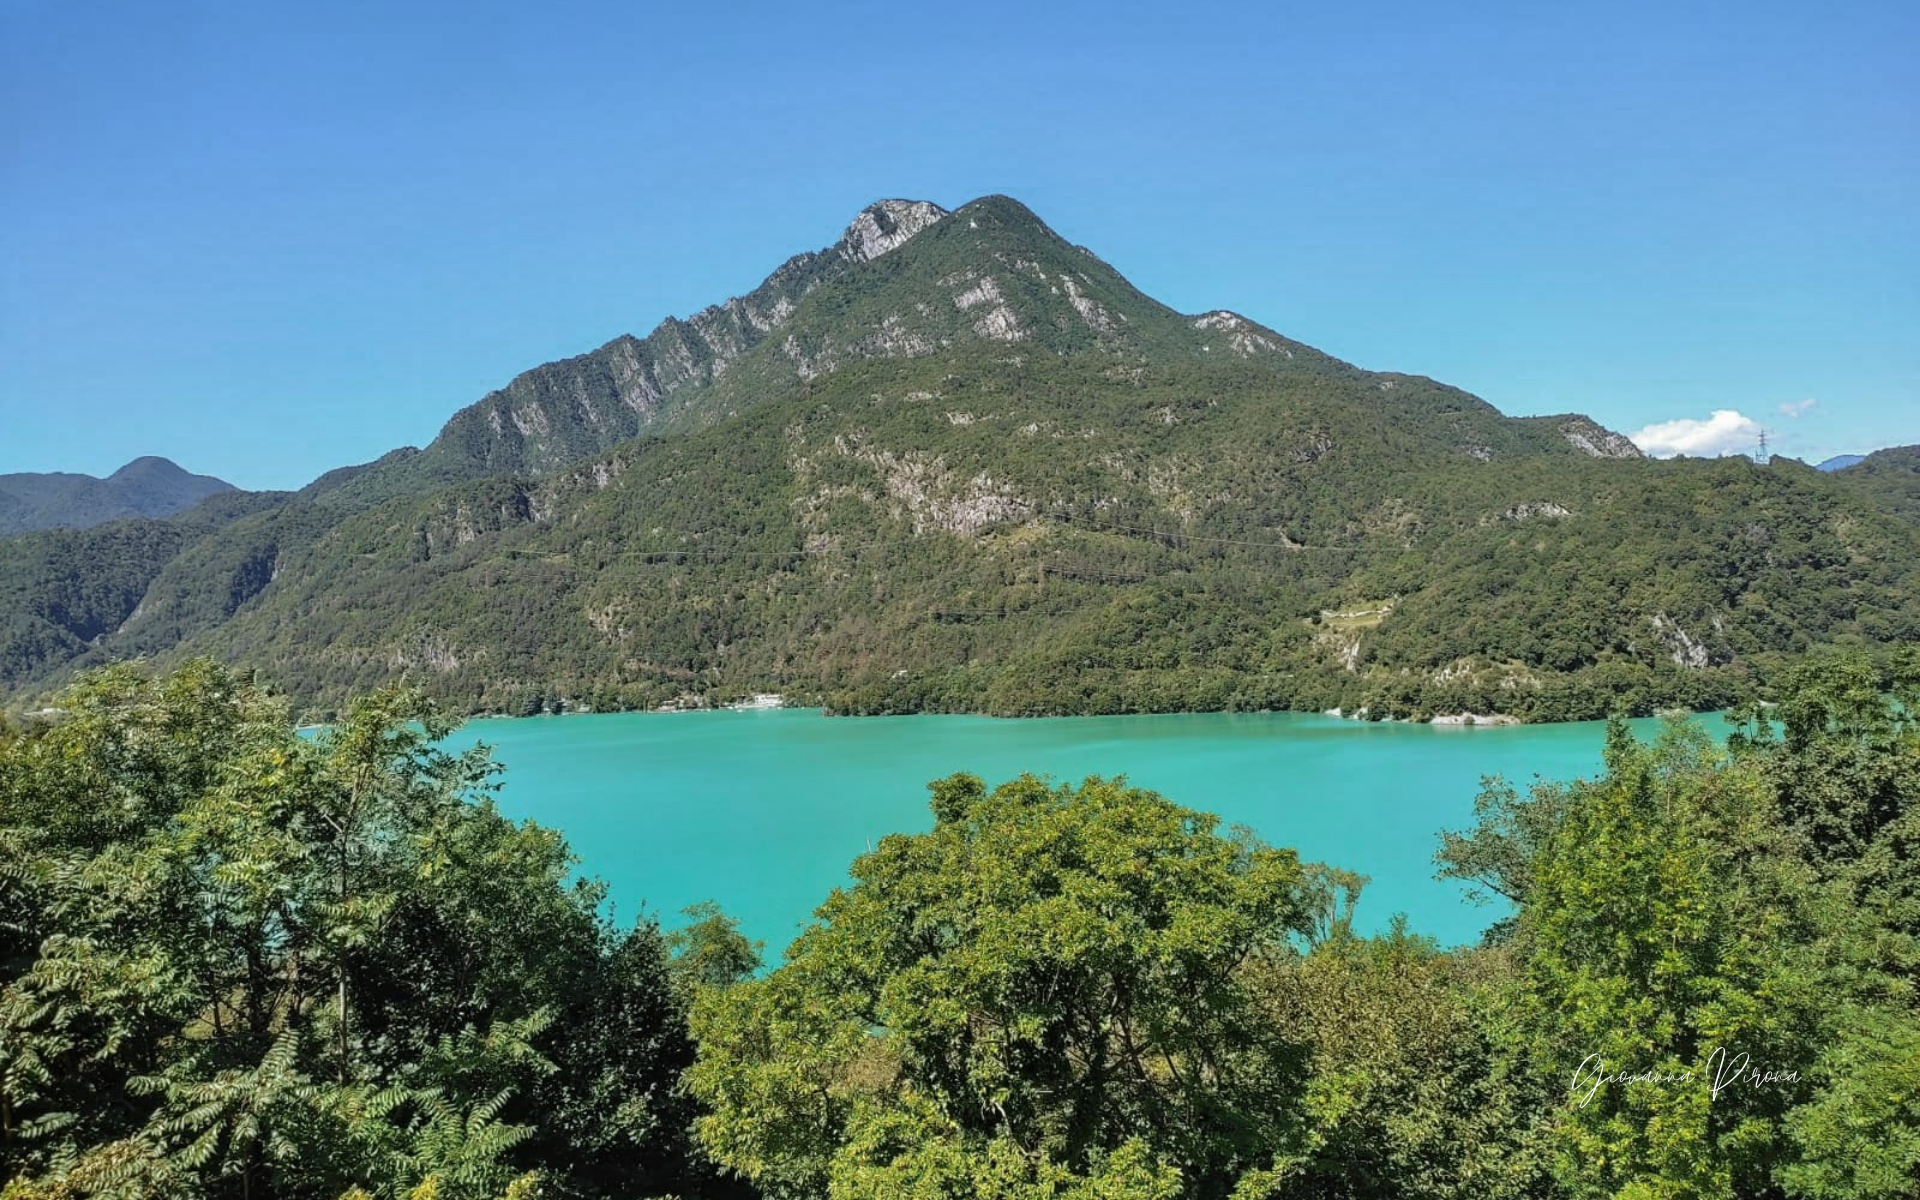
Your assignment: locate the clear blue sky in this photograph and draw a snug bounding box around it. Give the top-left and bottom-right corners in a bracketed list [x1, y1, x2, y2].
[3, 0, 1914, 489]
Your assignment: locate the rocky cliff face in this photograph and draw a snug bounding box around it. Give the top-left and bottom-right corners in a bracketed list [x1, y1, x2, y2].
[335, 194, 1642, 492]
[841, 199, 947, 262]
[410, 201, 955, 482]
[1554, 416, 1644, 459]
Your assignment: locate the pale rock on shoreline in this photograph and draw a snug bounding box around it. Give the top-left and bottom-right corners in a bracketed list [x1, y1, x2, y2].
[1429, 712, 1521, 726]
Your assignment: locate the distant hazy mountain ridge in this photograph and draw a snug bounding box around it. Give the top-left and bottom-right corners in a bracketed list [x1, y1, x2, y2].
[0, 457, 236, 535]
[4, 196, 1916, 722]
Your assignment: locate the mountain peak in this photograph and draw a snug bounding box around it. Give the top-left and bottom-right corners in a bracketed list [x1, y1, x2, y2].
[108, 455, 191, 482]
[381, 191, 1649, 493]
[0, 456, 234, 535]
[953, 193, 1045, 223]
[840, 199, 948, 263]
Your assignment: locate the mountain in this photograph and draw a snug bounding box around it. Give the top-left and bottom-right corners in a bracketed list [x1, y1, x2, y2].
[310, 200, 953, 507]
[0, 457, 237, 535]
[5, 196, 1919, 723]
[1816, 454, 1866, 472]
[0, 489, 287, 688]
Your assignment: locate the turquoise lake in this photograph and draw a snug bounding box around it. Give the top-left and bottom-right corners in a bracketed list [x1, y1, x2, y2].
[455, 708, 1729, 956]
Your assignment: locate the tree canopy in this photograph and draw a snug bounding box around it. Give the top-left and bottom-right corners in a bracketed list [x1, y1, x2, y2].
[8, 653, 1920, 1198]
[0, 661, 729, 1200]
[688, 773, 1322, 1199]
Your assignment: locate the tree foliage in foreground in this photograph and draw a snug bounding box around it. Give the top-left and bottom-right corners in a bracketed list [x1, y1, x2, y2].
[690, 653, 1920, 1199]
[686, 773, 1557, 1199]
[687, 773, 1314, 1198]
[9, 653, 1920, 1200]
[0, 661, 730, 1200]
[1438, 649, 1920, 1198]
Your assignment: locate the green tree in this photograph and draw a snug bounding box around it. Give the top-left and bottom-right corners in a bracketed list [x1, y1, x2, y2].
[0, 661, 718, 1199]
[688, 771, 1320, 1200]
[1245, 921, 1557, 1200]
[1440, 677, 1920, 1198]
[1510, 721, 1824, 1197]
[667, 902, 763, 995]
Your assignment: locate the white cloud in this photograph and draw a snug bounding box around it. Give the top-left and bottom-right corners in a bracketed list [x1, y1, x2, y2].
[1779, 398, 1819, 418]
[1630, 409, 1764, 458]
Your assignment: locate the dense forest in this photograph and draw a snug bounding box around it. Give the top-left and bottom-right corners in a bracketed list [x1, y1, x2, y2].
[6, 196, 1919, 726]
[4, 653, 1918, 1198]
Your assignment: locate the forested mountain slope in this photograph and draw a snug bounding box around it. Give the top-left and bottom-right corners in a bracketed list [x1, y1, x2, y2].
[5, 197, 1917, 721]
[0, 490, 288, 691]
[1832, 445, 1920, 524]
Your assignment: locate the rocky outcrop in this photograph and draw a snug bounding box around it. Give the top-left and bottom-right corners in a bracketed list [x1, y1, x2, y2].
[421, 201, 952, 481]
[1496, 502, 1573, 522]
[1193, 311, 1289, 358]
[1648, 611, 1719, 668]
[840, 200, 947, 263]
[1559, 416, 1643, 459]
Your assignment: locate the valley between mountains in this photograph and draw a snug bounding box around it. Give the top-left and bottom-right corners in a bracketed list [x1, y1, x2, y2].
[5, 196, 1919, 722]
